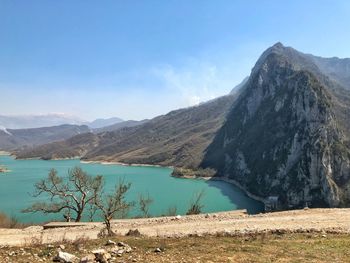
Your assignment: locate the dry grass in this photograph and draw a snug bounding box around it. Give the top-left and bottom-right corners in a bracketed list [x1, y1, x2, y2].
[0, 212, 28, 229]
[1, 233, 350, 262]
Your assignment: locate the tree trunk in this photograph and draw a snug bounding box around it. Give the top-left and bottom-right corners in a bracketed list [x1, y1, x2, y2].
[75, 211, 83, 222]
[105, 219, 114, 236]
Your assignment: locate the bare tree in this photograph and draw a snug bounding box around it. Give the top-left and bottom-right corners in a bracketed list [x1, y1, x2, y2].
[138, 193, 153, 218]
[165, 205, 177, 216]
[23, 167, 103, 222]
[87, 201, 98, 222]
[186, 190, 205, 215]
[93, 179, 134, 236]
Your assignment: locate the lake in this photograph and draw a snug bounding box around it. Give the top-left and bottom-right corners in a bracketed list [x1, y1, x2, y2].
[0, 155, 263, 223]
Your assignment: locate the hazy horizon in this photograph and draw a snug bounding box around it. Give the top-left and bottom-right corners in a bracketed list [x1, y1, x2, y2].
[1, 0, 350, 120]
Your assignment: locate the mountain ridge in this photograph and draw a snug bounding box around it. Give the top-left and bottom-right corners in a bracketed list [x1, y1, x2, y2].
[15, 95, 237, 167]
[202, 43, 350, 208]
[86, 117, 124, 129]
[0, 124, 91, 151]
[14, 43, 350, 209]
[0, 114, 86, 129]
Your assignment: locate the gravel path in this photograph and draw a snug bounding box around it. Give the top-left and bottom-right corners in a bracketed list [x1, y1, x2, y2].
[1, 208, 350, 246]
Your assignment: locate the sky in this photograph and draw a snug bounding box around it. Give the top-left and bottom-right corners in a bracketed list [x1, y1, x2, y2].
[0, 0, 349, 121]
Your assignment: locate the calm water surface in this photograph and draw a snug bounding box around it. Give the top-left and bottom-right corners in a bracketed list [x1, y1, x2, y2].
[0, 155, 263, 223]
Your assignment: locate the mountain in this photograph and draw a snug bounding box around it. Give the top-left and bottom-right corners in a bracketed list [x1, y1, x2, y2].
[93, 119, 149, 133]
[87, 117, 124, 129]
[0, 124, 91, 151]
[15, 95, 237, 167]
[14, 43, 350, 209]
[307, 55, 350, 89]
[201, 43, 350, 209]
[230, 76, 249, 94]
[0, 114, 86, 129]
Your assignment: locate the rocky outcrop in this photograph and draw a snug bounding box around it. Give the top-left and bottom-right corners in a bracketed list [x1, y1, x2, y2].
[202, 43, 350, 209]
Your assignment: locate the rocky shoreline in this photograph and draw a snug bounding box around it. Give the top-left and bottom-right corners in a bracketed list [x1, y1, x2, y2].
[172, 173, 267, 206]
[11, 153, 173, 169]
[80, 160, 172, 169]
[10, 149, 265, 206]
[8, 150, 265, 206]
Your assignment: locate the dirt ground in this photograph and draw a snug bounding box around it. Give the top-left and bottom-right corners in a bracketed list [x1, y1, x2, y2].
[2, 233, 350, 263]
[1, 208, 350, 246]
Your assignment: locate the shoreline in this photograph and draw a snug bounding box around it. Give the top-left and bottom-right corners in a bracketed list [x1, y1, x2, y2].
[6, 151, 265, 204]
[11, 154, 172, 169]
[80, 160, 173, 169]
[7, 152, 263, 205]
[173, 174, 267, 205]
[213, 177, 267, 205]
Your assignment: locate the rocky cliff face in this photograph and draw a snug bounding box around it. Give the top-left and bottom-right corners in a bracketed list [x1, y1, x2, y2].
[202, 43, 350, 208]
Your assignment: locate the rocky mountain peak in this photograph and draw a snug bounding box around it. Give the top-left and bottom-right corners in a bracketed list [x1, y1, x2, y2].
[202, 44, 350, 209]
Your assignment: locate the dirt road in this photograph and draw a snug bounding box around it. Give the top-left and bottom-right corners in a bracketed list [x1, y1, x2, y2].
[1, 208, 350, 246]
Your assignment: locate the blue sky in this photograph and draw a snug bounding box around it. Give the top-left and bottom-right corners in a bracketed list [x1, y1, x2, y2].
[0, 0, 349, 121]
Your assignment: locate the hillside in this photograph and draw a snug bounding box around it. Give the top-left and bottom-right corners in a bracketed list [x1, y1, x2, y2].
[87, 117, 124, 129]
[16, 95, 236, 167]
[14, 43, 350, 209]
[202, 43, 350, 209]
[0, 124, 91, 151]
[93, 119, 149, 133]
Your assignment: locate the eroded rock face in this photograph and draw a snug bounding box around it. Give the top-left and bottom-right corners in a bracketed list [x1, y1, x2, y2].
[202, 44, 350, 209]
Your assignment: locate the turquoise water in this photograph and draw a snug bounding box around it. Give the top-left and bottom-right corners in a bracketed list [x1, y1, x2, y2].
[0, 155, 263, 223]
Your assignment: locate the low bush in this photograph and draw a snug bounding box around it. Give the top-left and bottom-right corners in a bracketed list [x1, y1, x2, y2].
[0, 212, 27, 228]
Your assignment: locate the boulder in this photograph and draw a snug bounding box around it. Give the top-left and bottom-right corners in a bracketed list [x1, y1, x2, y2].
[106, 240, 116, 246]
[59, 245, 66, 250]
[117, 242, 126, 247]
[92, 249, 111, 263]
[53, 251, 78, 263]
[108, 243, 132, 256]
[154, 247, 162, 253]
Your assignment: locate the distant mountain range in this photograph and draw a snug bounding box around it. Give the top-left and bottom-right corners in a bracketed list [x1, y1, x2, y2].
[0, 115, 147, 150]
[12, 43, 350, 209]
[87, 117, 124, 129]
[0, 114, 125, 129]
[0, 124, 91, 151]
[0, 114, 86, 129]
